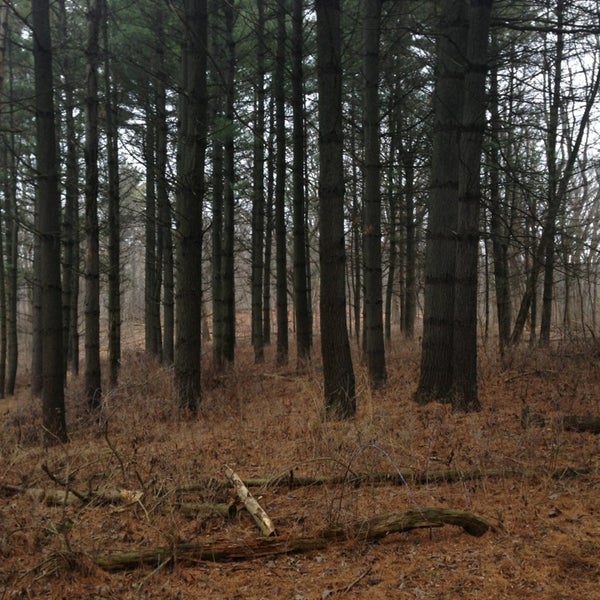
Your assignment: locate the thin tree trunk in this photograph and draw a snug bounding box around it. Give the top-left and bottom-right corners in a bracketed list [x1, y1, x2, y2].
[57, 0, 80, 377]
[31, 227, 42, 397]
[488, 37, 511, 356]
[5, 40, 17, 394]
[144, 102, 161, 357]
[538, 0, 564, 348]
[210, 0, 224, 372]
[263, 94, 275, 346]
[222, 0, 236, 366]
[251, 0, 266, 364]
[104, 5, 120, 386]
[274, 0, 288, 366]
[84, 0, 102, 410]
[292, 0, 311, 367]
[155, 5, 173, 365]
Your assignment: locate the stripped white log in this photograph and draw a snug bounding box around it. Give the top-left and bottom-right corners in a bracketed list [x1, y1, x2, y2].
[224, 465, 277, 537]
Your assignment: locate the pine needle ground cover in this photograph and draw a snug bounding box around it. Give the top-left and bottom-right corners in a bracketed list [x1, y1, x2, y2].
[1, 341, 599, 599]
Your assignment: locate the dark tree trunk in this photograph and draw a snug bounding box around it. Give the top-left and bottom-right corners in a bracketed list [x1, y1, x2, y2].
[274, 0, 288, 366]
[450, 0, 493, 412]
[263, 95, 275, 346]
[0, 146, 6, 397]
[316, 0, 356, 419]
[175, 0, 207, 412]
[362, 0, 386, 387]
[144, 103, 161, 357]
[32, 0, 68, 443]
[57, 0, 80, 377]
[489, 38, 511, 356]
[84, 0, 102, 410]
[31, 228, 42, 397]
[210, 0, 224, 372]
[222, 0, 236, 366]
[291, 0, 311, 367]
[251, 0, 266, 364]
[155, 5, 173, 365]
[414, 0, 467, 405]
[104, 5, 121, 387]
[4, 50, 17, 395]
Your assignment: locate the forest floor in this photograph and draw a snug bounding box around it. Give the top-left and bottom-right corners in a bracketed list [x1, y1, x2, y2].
[1, 336, 599, 599]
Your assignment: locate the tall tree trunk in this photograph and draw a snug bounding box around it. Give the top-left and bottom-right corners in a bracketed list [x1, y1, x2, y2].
[4, 42, 17, 395]
[84, 0, 102, 410]
[291, 0, 311, 367]
[222, 0, 236, 366]
[0, 1, 8, 95]
[451, 0, 493, 412]
[538, 0, 564, 348]
[32, 0, 68, 443]
[57, 0, 80, 377]
[0, 145, 6, 397]
[316, 0, 356, 419]
[155, 5, 173, 365]
[210, 0, 224, 372]
[104, 4, 121, 386]
[31, 227, 42, 397]
[144, 102, 161, 357]
[175, 0, 207, 412]
[362, 0, 386, 387]
[402, 148, 417, 338]
[263, 94, 275, 346]
[384, 114, 397, 343]
[274, 0, 288, 366]
[251, 0, 266, 364]
[488, 36, 511, 356]
[414, 0, 467, 404]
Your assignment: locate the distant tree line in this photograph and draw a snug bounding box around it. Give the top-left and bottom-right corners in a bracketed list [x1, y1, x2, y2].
[1, 0, 599, 442]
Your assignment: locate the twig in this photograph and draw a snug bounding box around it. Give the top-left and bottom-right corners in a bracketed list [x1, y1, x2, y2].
[342, 567, 372, 594]
[41, 464, 87, 502]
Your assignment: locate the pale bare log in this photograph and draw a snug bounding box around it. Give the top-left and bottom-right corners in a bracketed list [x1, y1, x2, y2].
[224, 465, 277, 536]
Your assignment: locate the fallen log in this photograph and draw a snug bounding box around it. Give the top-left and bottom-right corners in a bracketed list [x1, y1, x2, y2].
[86, 507, 491, 572]
[521, 408, 600, 434]
[177, 464, 594, 494]
[225, 465, 277, 536]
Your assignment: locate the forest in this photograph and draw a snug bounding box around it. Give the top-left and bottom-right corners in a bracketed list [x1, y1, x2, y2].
[1, 0, 600, 598]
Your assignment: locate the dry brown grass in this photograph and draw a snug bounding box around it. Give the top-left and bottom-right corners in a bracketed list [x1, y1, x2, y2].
[1, 339, 599, 599]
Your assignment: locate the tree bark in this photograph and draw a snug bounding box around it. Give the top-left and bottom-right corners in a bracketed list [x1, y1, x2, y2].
[87, 507, 490, 572]
[175, 0, 208, 412]
[144, 102, 161, 358]
[488, 35, 511, 356]
[84, 0, 102, 410]
[155, 4, 173, 365]
[450, 0, 493, 412]
[104, 4, 121, 386]
[32, 0, 68, 443]
[251, 0, 266, 364]
[362, 0, 386, 387]
[274, 0, 288, 366]
[292, 0, 311, 367]
[57, 0, 80, 377]
[222, 0, 236, 366]
[414, 0, 467, 404]
[316, 0, 356, 419]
